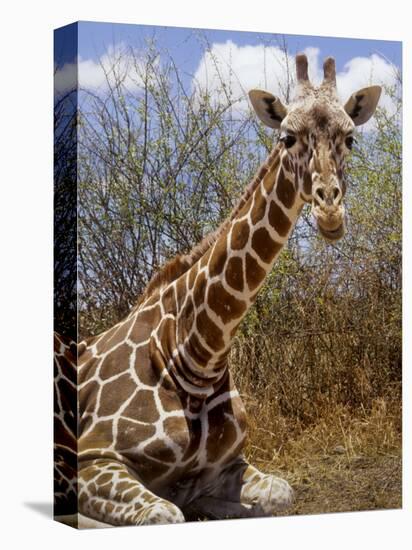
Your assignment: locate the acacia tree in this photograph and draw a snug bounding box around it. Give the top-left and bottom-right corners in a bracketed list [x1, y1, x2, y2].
[54, 88, 78, 340]
[77, 42, 401, 419]
[77, 43, 263, 336]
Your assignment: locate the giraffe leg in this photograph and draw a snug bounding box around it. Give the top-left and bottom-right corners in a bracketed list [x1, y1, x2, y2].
[230, 458, 294, 515]
[78, 460, 185, 527]
[185, 457, 293, 520]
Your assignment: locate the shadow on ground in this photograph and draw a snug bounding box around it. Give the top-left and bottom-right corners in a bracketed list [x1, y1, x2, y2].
[24, 502, 53, 519]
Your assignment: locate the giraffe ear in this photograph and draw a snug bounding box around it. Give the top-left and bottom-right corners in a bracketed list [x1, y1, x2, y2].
[248, 89, 287, 129]
[343, 85, 382, 126]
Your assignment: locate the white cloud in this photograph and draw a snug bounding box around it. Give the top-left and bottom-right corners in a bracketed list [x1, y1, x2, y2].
[55, 43, 150, 96]
[192, 40, 301, 109]
[336, 54, 398, 115]
[54, 61, 77, 96]
[192, 41, 400, 127]
[79, 43, 148, 92]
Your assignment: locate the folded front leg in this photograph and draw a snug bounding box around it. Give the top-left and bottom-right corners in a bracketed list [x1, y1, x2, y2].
[78, 460, 185, 526]
[235, 459, 294, 514]
[186, 457, 293, 520]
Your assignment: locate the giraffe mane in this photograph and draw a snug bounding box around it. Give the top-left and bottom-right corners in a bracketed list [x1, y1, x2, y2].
[136, 151, 278, 306]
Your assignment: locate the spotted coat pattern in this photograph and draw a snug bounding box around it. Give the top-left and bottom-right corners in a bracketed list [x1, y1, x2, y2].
[54, 53, 381, 527]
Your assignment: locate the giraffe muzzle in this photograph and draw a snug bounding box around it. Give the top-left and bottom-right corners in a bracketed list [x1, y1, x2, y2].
[317, 219, 345, 241]
[311, 183, 346, 242]
[313, 209, 346, 242]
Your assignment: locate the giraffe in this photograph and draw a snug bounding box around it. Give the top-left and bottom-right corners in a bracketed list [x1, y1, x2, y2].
[54, 53, 381, 527]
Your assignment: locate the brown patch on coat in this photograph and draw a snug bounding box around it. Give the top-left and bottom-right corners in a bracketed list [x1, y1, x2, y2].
[95, 374, 135, 417]
[182, 418, 202, 461]
[158, 376, 184, 412]
[232, 395, 248, 433]
[122, 389, 159, 423]
[231, 219, 250, 250]
[268, 200, 292, 237]
[185, 332, 212, 365]
[96, 472, 112, 485]
[79, 414, 93, 434]
[156, 317, 177, 360]
[282, 156, 292, 173]
[99, 344, 132, 380]
[77, 343, 94, 363]
[134, 341, 162, 387]
[193, 270, 207, 308]
[144, 439, 176, 463]
[79, 420, 113, 451]
[163, 416, 190, 452]
[79, 380, 99, 413]
[258, 165, 269, 179]
[162, 285, 177, 313]
[115, 418, 156, 451]
[175, 275, 187, 308]
[129, 305, 161, 343]
[188, 263, 198, 290]
[206, 409, 238, 462]
[79, 465, 101, 483]
[134, 458, 170, 484]
[251, 227, 282, 264]
[195, 310, 225, 352]
[99, 316, 134, 352]
[263, 156, 280, 194]
[120, 486, 141, 503]
[200, 248, 212, 268]
[276, 169, 296, 208]
[225, 256, 244, 292]
[245, 252, 266, 291]
[78, 355, 98, 384]
[177, 295, 195, 342]
[208, 237, 228, 277]
[207, 281, 247, 323]
[213, 349, 230, 371]
[104, 502, 115, 515]
[250, 186, 267, 225]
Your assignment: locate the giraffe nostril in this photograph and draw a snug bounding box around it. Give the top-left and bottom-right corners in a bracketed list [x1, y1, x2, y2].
[333, 187, 340, 201]
[314, 188, 324, 205]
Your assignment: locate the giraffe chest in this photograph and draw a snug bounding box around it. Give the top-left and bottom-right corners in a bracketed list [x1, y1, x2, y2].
[77, 329, 248, 488]
[123, 385, 249, 489]
[185, 391, 248, 470]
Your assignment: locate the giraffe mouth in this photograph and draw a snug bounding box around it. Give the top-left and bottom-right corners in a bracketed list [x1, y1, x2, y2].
[312, 201, 346, 243]
[317, 221, 345, 242]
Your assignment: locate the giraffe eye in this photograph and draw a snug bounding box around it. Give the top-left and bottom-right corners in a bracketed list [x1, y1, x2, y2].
[280, 133, 297, 149]
[345, 136, 355, 150]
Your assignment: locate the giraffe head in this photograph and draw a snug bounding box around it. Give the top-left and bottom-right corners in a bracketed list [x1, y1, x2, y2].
[249, 53, 381, 241]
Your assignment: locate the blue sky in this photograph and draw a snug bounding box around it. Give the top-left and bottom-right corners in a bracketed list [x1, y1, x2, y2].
[54, 21, 402, 128]
[69, 20, 401, 73]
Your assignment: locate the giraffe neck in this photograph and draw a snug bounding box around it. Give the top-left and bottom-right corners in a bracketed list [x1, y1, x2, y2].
[163, 143, 304, 396]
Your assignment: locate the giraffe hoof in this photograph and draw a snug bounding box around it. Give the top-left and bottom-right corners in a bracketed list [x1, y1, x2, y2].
[264, 476, 294, 513]
[139, 502, 186, 525]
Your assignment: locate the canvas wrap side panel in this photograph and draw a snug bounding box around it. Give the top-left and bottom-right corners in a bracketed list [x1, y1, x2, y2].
[53, 22, 79, 525]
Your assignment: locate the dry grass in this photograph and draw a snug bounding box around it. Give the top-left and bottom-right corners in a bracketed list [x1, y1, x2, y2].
[240, 392, 402, 515]
[228, 260, 402, 515]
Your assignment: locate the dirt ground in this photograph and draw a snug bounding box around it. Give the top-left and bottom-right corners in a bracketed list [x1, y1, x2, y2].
[56, 451, 401, 528]
[236, 390, 402, 517]
[185, 451, 401, 522]
[274, 453, 402, 516]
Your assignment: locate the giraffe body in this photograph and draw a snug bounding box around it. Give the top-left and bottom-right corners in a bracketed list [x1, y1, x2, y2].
[74, 145, 296, 523]
[54, 53, 381, 526]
